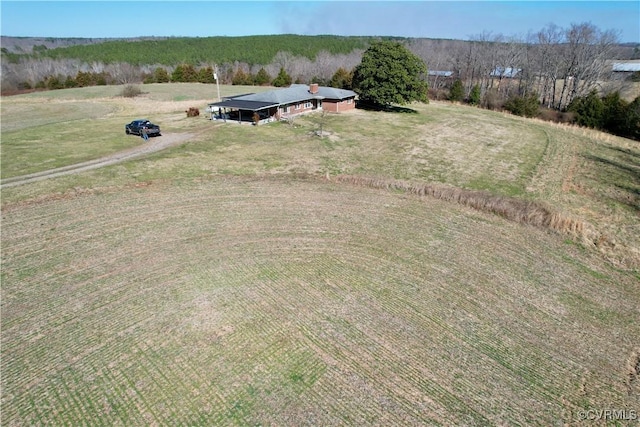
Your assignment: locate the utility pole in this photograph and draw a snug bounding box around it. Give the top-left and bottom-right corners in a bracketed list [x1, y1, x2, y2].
[214, 65, 221, 102]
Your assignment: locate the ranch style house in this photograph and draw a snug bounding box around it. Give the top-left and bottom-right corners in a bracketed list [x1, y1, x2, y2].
[208, 83, 357, 124]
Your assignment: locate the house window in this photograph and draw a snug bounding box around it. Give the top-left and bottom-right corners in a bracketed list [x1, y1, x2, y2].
[295, 103, 301, 110]
[347, 98, 353, 104]
[283, 106, 290, 114]
[304, 102, 312, 109]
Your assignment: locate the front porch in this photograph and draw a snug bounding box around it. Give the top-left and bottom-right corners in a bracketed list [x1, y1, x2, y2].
[208, 97, 324, 125]
[208, 99, 279, 124]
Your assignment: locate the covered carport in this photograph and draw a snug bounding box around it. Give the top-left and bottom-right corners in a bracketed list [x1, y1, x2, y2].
[208, 99, 279, 124]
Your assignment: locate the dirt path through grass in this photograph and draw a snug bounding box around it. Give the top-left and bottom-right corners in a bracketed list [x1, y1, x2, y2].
[0, 132, 194, 188]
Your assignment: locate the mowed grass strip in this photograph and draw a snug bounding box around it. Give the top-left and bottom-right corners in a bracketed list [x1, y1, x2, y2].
[0, 94, 145, 178]
[0, 82, 245, 179]
[2, 178, 637, 425]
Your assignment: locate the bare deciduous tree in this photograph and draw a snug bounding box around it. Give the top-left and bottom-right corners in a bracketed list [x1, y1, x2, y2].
[556, 23, 620, 108]
[0, 22, 624, 106]
[106, 62, 140, 84]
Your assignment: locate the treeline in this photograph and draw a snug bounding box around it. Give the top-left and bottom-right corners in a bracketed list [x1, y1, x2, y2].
[414, 23, 639, 110]
[3, 51, 362, 92]
[0, 34, 371, 91]
[3, 35, 374, 66]
[19, 62, 355, 94]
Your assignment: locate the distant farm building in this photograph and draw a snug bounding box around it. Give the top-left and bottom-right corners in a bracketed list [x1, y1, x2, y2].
[208, 84, 357, 124]
[428, 70, 453, 77]
[610, 61, 640, 80]
[490, 67, 522, 78]
[427, 70, 454, 91]
[487, 67, 523, 92]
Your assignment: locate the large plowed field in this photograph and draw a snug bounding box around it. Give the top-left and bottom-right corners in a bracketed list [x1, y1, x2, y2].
[2, 177, 638, 425]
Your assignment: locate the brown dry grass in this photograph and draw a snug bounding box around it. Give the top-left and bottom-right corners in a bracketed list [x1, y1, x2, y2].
[333, 174, 586, 232]
[330, 175, 637, 269]
[523, 119, 640, 270]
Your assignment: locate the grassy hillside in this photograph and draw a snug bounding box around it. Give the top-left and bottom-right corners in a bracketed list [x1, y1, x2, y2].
[2, 84, 637, 267]
[1, 84, 638, 425]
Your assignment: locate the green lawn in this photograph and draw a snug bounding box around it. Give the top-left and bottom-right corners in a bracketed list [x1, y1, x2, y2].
[0, 83, 272, 179]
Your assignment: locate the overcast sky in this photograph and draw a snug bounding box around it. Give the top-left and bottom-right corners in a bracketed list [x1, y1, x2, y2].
[1, 1, 638, 43]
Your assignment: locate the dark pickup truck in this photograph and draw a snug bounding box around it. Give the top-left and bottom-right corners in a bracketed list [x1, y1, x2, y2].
[125, 119, 161, 137]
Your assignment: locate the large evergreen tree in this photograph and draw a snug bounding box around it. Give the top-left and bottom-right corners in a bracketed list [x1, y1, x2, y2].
[153, 67, 170, 83]
[448, 79, 465, 102]
[624, 96, 640, 140]
[602, 91, 628, 136]
[330, 67, 353, 89]
[568, 90, 605, 129]
[469, 84, 481, 106]
[232, 68, 253, 85]
[171, 64, 197, 82]
[352, 40, 428, 107]
[254, 68, 271, 86]
[198, 66, 215, 84]
[272, 67, 292, 87]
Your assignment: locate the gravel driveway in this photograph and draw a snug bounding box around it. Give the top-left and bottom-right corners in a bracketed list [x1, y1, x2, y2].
[0, 133, 194, 188]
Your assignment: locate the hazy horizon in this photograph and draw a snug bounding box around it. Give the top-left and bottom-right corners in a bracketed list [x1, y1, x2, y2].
[1, 1, 638, 43]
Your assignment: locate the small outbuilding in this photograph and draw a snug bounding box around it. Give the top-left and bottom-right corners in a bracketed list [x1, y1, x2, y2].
[490, 67, 522, 78]
[610, 61, 640, 80]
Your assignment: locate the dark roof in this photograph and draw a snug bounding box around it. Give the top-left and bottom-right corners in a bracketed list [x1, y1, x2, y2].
[224, 93, 255, 99]
[209, 99, 279, 111]
[313, 85, 357, 100]
[209, 85, 357, 111]
[235, 84, 355, 105]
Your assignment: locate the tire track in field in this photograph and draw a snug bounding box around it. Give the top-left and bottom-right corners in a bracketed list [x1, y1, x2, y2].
[0, 132, 195, 189]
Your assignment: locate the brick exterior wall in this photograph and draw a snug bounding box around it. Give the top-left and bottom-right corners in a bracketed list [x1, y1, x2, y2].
[278, 95, 356, 118]
[281, 101, 316, 117]
[323, 98, 356, 113]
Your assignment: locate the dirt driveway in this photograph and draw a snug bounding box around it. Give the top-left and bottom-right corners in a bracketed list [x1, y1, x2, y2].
[0, 132, 194, 189]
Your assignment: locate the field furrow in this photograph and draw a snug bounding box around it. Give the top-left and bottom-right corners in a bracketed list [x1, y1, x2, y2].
[2, 175, 638, 425]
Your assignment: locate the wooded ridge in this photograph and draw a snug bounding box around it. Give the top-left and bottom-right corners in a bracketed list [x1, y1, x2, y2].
[2, 33, 636, 66]
[0, 35, 384, 65]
